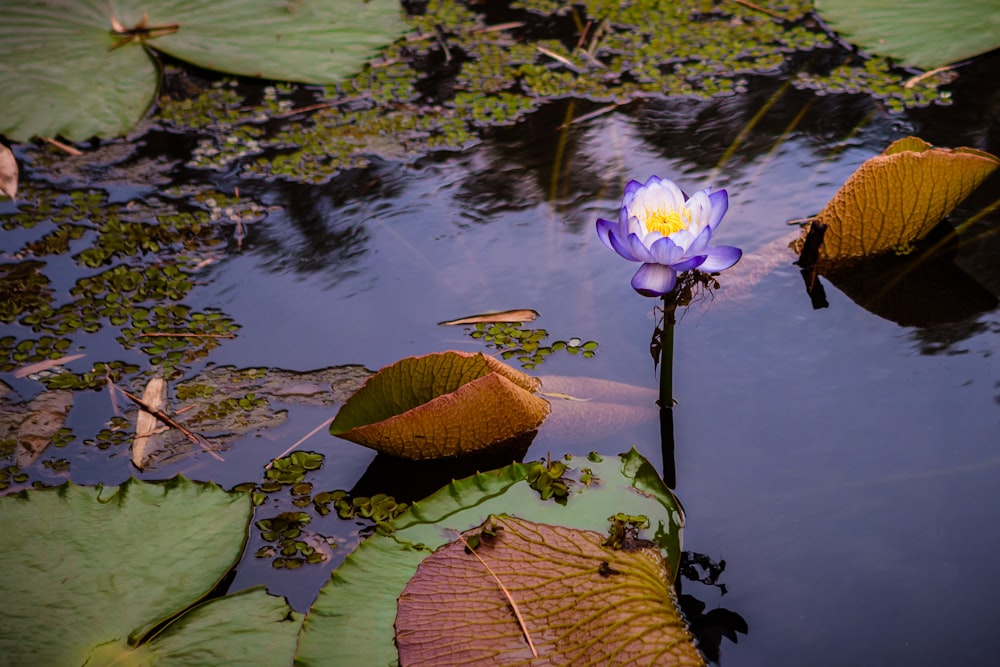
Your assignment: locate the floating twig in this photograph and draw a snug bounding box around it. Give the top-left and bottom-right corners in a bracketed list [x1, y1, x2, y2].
[472, 21, 525, 34]
[731, 0, 787, 20]
[904, 65, 956, 89]
[40, 136, 83, 156]
[116, 386, 224, 462]
[264, 417, 335, 470]
[537, 45, 583, 73]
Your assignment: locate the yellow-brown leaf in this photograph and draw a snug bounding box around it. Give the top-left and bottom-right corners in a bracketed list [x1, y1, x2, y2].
[812, 137, 999, 259]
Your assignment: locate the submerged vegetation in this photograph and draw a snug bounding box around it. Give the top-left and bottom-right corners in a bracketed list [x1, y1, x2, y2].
[154, 0, 954, 181]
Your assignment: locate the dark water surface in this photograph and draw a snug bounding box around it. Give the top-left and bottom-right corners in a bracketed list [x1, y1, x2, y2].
[3, 47, 999, 667]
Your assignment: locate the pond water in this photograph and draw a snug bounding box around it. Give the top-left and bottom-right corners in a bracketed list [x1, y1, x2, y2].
[2, 24, 999, 667]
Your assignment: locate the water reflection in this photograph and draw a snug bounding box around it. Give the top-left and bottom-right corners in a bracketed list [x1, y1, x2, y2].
[633, 80, 889, 176]
[241, 167, 408, 279]
[819, 224, 998, 328]
[450, 100, 611, 227]
[678, 551, 750, 664]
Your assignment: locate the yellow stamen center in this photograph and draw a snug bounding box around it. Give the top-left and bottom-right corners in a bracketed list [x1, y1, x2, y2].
[642, 205, 690, 236]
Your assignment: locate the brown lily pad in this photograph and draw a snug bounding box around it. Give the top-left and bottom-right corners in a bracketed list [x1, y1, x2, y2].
[395, 515, 703, 666]
[803, 137, 999, 260]
[330, 351, 550, 460]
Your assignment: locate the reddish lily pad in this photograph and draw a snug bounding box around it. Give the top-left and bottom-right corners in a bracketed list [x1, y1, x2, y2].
[396, 515, 703, 666]
[295, 449, 685, 667]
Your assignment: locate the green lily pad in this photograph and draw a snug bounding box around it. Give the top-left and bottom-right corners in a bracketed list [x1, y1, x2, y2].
[0, 476, 301, 664]
[396, 516, 703, 666]
[0, 0, 408, 142]
[815, 0, 1000, 69]
[329, 351, 551, 460]
[295, 448, 684, 666]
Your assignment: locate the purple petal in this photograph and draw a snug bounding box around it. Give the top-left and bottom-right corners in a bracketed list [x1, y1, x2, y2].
[609, 230, 641, 262]
[624, 233, 655, 263]
[672, 255, 707, 272]
[618, 205, 631, 226]
[648, 235, 684, 265]
[670, 229, 696, 253]
[699, 245, 742, 272]
[684, 225, 713, 258]
[596, 217, 617, 250]
[623, 179, 645, 199]
[631, 263, 677, 297]
[626, 214, 644, 237]
[706, 189, 729, 230]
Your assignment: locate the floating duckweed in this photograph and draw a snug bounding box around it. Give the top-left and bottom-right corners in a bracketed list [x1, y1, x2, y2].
[0, 262, 53, 325]
[188, 392, 268, 425]
[526, 458, 572, 503]
[260, 451, 325, 486]
[794, 56, 953, 110]
[472, 321, 597, 369]
[42, 458, 71, 473]
[312, 489, 408, 533]
[83, 417, 131, 450]
[603, 512, 651, 549]
[453, 92, 538, 127]
[51, 428, 74, 448]
[255, 511, 332, 569]
[128, 0, 941, 187]
[0, 465, 30, 491]
[175, 383, 215, 401]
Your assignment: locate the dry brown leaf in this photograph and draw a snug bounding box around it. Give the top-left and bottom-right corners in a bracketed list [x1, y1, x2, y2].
[0, 143, 18, 201]
[395, 516, 703, 666]
[809, 136, 999, 259]
[13, 353, 87, 379]
[16, 390, 73, 468]
[438, 309, 540, 325]
[132, 377, 167, 470]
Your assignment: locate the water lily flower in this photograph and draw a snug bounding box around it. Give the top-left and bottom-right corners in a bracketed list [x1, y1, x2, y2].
[597, 175, 742, 296]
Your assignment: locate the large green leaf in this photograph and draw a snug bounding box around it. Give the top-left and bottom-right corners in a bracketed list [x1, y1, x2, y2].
[329, 351, 550, 459]
[815, 0, 1000, 69]
[396, 516, 703, 666]
[295, 449, 684, 667]
[0, 0, 408, 142]
[0, 0, 157, 142]
[0, 476, 301, 665]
